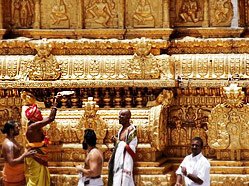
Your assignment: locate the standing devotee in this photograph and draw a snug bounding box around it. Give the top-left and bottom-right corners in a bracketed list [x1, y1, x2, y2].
[108, 109, 138, 186]
[175, 137, 210, 186]
[1, 120, 36, 186]
[76, 129, 104, 186]
[22, 91, 61, 186]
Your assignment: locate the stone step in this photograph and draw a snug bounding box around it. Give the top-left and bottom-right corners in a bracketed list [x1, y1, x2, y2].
[49, 159, 171, 175]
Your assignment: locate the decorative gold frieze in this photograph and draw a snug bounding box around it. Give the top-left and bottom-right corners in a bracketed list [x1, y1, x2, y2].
[28, 39, 61, 80]
[174, 54, 249, 80]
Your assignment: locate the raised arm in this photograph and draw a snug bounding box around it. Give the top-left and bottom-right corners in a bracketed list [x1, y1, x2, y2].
[28, 95, 60, 130]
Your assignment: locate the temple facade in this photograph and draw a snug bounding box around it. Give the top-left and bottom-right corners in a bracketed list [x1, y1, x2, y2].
[0, 0, 249, 185]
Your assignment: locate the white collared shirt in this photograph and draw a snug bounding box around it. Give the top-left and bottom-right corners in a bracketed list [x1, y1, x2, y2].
[176, 153, 210, 186]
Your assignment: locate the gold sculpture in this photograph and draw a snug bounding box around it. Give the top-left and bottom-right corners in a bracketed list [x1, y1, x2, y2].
[208, 84, 249, 160]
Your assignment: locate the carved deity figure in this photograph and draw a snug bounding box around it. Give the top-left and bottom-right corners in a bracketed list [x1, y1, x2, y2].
[29, 40, 61, 80]
[171, 119, 187, 145]
[179, 0, 199, 23]
[208, 84, 249, 160]
[186, 106, 196, 123]
[214, 0, 231, 24]
[192, 119, 207, 146]
[86, 0, 114, 27]
[12, 0, 34, 28]
[50, 0, 69, 25]
[47, 121, 61, 145]
[133, 0, 155, 27]
[78, 98, 107, 144]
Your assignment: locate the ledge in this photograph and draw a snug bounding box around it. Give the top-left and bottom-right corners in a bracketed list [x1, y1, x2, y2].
[0, 80, 176, 88]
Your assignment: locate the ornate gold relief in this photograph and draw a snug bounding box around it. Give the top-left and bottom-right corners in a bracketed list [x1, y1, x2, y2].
[174, 54, 249, 80]
[28, 39, 61, 80]
[173, 0, 204, 27]
[84, 0, 118, 28]
[128, 38, 161, 79]
[78, 98, 107, 144]
[149, 90, 173, 151]
[132, 0, 155, 28]
[50, 0, 69, 28]
[208, 84, 249, 160]
[41, 0, 80, 29]
[126, 0, 162, 28]
[11, 0, 35, 28]
[210, 0, 233, 27]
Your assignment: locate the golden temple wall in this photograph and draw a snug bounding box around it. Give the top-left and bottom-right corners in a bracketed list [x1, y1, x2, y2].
[1, 0, 249, 185]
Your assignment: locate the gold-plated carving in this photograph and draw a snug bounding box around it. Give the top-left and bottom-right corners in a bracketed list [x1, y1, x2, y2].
[11, 0, 34, 28]
[208, 84, 249, 160]
[50, 0, 69, 28]
[85, 0, 117, 28]
[179, 0, 200, 23]
[149, 90, 173, 151]
[28, 39, 61, 80]
[210, 0, 233, 26]
[79, 97, 107, 144]
[133, 0, 155, 28]
[128, 38, 161, 79]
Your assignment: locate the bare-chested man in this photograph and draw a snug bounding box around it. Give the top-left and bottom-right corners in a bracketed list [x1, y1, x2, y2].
[1, 120, 36, 186]
[23, 92, 62, 186]
[76, 129, 104, 186]
[108, 109, 138, 186]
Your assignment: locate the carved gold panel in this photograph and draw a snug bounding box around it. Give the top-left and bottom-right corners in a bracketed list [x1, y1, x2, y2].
[209, 0, 233, 27]
[173, 54, 249, 80]
[41, 0, 80, 29]
[84, 0, 121, 29]
[126, 0, 162, 28]
[171, 0, 204, 27]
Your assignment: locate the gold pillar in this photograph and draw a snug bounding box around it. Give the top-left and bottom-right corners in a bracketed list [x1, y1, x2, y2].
[33, 0, 41, 29]
[77, 0, 83, 28]
[0, 0, 2, 29]
[202, 0, 209, 27]
[163, 0, 170, 27]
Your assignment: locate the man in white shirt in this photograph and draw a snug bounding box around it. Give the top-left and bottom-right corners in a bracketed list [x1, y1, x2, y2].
[175, 137, 210, 186]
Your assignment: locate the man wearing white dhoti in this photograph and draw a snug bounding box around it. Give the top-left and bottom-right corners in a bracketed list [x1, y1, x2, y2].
[76, 129, 104, 186]
[108, 110, 138, 186]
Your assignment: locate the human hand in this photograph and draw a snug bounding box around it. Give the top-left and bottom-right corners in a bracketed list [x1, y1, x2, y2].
[75, 165, 83, 173]
[24, 149, 36, 157]
[181, 166, 187, 176]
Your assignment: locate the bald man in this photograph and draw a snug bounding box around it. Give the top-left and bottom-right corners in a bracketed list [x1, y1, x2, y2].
[108, 110, 138, 186]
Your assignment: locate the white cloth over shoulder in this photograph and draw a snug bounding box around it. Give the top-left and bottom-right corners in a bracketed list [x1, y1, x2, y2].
[176, 153, 210, 186]
[113, 124, 138, 186]
[78, 174, 103, 186]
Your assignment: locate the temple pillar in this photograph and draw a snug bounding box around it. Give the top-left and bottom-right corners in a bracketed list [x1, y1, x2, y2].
[33, 0, 41, 29]
[202, 0, 209, 27]
[77, 0, 83, 28]
[0, 0, 2, 29]
[163, 0, 170, 27]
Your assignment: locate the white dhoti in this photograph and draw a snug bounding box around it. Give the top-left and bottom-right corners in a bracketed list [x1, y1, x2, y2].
[112, 125, 137, 186]
[78, 175, 103, 186]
